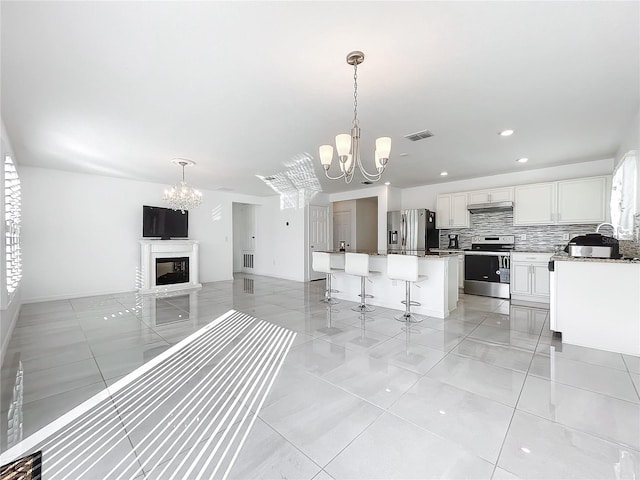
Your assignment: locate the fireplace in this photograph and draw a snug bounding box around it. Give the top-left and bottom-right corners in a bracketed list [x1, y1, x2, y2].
[139, 240, 201, 293]
[156, 257, 189, 285]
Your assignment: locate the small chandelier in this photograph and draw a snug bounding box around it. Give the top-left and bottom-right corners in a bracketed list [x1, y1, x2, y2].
[163, 158, 203, 212]
[319, 51, 391, 184]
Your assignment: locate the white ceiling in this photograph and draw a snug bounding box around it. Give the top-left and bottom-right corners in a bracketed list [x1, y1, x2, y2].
[1, 1, 639, 196]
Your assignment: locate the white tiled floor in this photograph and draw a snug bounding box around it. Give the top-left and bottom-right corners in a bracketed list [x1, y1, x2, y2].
[1, 274, 639, 479]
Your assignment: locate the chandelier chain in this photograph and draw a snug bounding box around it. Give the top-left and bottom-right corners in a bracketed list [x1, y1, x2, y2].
[353, 62, 359, 127]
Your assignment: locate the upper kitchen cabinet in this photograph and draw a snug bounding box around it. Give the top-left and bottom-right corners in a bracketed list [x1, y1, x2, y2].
[514, 176, 608, 226]
[467, 187, 514, 204]
[556, 177, 607, 223]
[514, 182, 556, 225]
[436, 193, 470, 229]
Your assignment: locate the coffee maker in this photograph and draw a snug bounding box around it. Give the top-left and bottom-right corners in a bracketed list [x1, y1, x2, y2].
[447, 234, 459, 249]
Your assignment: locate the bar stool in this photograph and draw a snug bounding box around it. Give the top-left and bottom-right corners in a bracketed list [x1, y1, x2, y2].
[312, 252, 342, 304]
[387, 254, 425, 323]
[345, 253, 375, 313]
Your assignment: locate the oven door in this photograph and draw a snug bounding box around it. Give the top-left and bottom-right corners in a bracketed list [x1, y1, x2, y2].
[464, 252, 510, 299]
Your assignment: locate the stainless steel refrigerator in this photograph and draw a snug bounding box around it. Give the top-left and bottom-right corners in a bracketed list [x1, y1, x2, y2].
[387, 209, 439, 255]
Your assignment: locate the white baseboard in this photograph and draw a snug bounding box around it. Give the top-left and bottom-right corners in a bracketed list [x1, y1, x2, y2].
[249, 270, 305, 282]
[21, 288, 138, 304]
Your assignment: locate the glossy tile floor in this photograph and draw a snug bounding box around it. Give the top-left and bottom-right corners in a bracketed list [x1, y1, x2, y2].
[1, 274, 639, 479]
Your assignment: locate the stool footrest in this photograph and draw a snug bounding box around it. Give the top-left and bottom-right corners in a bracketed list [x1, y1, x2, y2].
[401, 300, 421, 307]
[357, 293, 374, 299]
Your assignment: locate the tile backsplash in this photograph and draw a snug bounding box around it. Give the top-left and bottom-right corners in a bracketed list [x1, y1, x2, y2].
[439, 211, 605, 252]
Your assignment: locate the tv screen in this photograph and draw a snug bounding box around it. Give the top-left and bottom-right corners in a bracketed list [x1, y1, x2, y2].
[143, 206, 188, 239]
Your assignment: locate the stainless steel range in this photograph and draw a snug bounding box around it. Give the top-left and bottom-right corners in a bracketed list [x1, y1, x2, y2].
[464, 235, 514, 299]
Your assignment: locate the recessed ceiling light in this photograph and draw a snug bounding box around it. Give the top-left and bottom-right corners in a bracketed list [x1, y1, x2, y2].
[440, 171, 448, 176]
[499, 129, 514, 136]
[384, 181, 391, 186]
[516, 158, 529, 163]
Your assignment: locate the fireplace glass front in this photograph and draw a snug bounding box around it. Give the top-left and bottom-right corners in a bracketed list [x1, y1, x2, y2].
[156, 257, 189, 286]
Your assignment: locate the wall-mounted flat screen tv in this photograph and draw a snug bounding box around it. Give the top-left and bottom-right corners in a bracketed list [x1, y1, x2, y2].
[143, 205, 188, 239]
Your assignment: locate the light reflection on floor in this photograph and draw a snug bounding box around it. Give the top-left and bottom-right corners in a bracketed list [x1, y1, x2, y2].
[0, 310, 296, 479]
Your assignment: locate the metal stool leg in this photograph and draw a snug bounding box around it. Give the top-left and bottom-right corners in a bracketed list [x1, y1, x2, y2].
[321, 273, 340, 305]
[351, 276, 375, 313]
[395, 280, 423, 323]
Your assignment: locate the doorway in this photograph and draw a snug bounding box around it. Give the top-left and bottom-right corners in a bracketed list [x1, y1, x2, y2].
[232, 203, 256, 274]
[332, 197, 378, 253]
[309, 205, 329, 281]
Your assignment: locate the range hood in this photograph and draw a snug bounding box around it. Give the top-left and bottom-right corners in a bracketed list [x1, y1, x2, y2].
[467, 201, 514, 214]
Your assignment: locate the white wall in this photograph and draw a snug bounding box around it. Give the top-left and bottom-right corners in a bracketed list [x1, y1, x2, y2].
[401, 158, 614, 210]
[20, 166, 269, 302]
[0, 120, 22, 366]
[252, 196, 307, 282]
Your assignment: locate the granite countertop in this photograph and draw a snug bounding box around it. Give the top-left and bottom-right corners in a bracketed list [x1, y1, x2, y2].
[513, 249, 556, 254]
[551, 252, 640, 264]
[320, 251, 459, 258]
[430, 248, 465, 253]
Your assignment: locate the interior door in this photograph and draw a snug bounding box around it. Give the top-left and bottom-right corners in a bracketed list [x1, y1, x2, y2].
[309, 205, 329, 281]
[333, 211, 352, 251]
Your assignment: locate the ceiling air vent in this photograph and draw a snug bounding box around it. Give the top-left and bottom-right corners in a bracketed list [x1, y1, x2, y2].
[361, 181, 373, 185]
[404, 130, 434, 142]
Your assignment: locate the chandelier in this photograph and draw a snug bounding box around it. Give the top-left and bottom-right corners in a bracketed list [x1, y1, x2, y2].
[163, 158, 203, 212]
[319, 51, 391, 184]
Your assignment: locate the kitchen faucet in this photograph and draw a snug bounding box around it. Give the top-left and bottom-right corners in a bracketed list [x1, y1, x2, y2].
[595, 222, 617, 237]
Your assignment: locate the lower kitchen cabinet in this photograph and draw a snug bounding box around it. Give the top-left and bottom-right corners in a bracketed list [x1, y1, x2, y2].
[458, 254, 464, 289]
[552, 259, 640, 355]
[510, 252, 553, 305]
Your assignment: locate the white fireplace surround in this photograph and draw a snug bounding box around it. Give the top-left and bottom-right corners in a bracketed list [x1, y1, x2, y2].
[139, 240, 202, 294]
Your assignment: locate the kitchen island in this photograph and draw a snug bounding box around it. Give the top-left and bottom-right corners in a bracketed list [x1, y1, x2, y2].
[323, 252, 459, 318]
[550, 254, 640, 355]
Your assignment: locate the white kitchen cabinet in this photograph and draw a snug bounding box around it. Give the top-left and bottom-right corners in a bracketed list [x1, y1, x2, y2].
[467, 187, 514, 204]
[556, 177, 607, 224]
[514, 176, 608, 226]
[436, 193, 469, 229]
[513, 183, 556, 225]
[510, 252, 553, 305]
[458, 254, 464, 289]
[552, 259, 640, 355]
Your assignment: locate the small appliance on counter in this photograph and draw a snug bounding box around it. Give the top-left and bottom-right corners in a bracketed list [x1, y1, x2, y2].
[447, 234, 459, 249]
[564, 233, 621, 259]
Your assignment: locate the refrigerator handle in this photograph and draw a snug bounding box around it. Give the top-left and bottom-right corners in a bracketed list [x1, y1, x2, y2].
[401, 214, 406, 247]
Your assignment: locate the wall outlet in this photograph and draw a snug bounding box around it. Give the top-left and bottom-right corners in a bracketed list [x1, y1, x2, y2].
[562, 233, 570, 241]
[520, 234, 526, 240]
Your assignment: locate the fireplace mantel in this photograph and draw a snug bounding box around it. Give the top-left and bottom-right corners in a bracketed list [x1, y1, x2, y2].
[139, 240, 202, 294]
